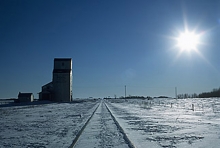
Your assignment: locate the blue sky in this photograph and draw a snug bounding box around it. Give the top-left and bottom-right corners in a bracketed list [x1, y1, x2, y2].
[1, 0, 220, 99]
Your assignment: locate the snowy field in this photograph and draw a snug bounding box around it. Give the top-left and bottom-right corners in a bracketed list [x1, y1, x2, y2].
[0, 99, 100, 148]
[106, 98, 220, 148]
[1, 98, 220, 148]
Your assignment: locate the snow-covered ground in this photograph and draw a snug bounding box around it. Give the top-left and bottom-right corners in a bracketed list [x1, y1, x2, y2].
[1, 98, 220, 148]
[0, 100, 100, 148]
[74, 101, 130, 148]
[106, 98, 220, 148]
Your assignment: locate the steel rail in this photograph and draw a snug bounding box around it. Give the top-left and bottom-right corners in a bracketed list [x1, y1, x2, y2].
[104, 101, 136, 148]
[69, 102, 100, 148]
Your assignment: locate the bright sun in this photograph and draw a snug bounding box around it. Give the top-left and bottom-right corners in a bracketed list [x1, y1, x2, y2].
[177, 30, 200, 51]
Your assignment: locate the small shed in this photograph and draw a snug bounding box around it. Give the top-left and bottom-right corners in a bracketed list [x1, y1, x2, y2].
[18, 92, 34, 102]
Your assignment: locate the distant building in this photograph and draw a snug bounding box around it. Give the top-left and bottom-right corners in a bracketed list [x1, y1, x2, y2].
[18, 92, 34, 102]
[39, 58, 72, 102]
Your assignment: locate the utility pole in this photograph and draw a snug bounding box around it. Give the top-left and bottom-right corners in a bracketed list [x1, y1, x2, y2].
[175, 87, 177, 99]
[125, 85, 127, 98]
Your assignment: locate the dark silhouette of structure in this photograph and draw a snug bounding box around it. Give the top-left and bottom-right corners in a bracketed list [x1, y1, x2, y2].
[18, 92, 34, 102]
[39, 58, 72, 102]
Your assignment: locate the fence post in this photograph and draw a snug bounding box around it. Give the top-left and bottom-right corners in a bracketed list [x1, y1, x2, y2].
[212, 104, 215, 113]
[192, 104, 195, 111]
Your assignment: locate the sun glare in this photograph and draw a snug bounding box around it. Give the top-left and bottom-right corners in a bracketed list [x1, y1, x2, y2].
[167, 15, 212, 67]
[177, 30, 200, 52]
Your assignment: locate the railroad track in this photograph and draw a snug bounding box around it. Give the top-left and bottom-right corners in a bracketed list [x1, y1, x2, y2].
[69, 100, 135, 148]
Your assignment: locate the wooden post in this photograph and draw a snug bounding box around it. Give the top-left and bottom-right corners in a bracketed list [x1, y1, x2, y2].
[192, 104, 194, 111]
